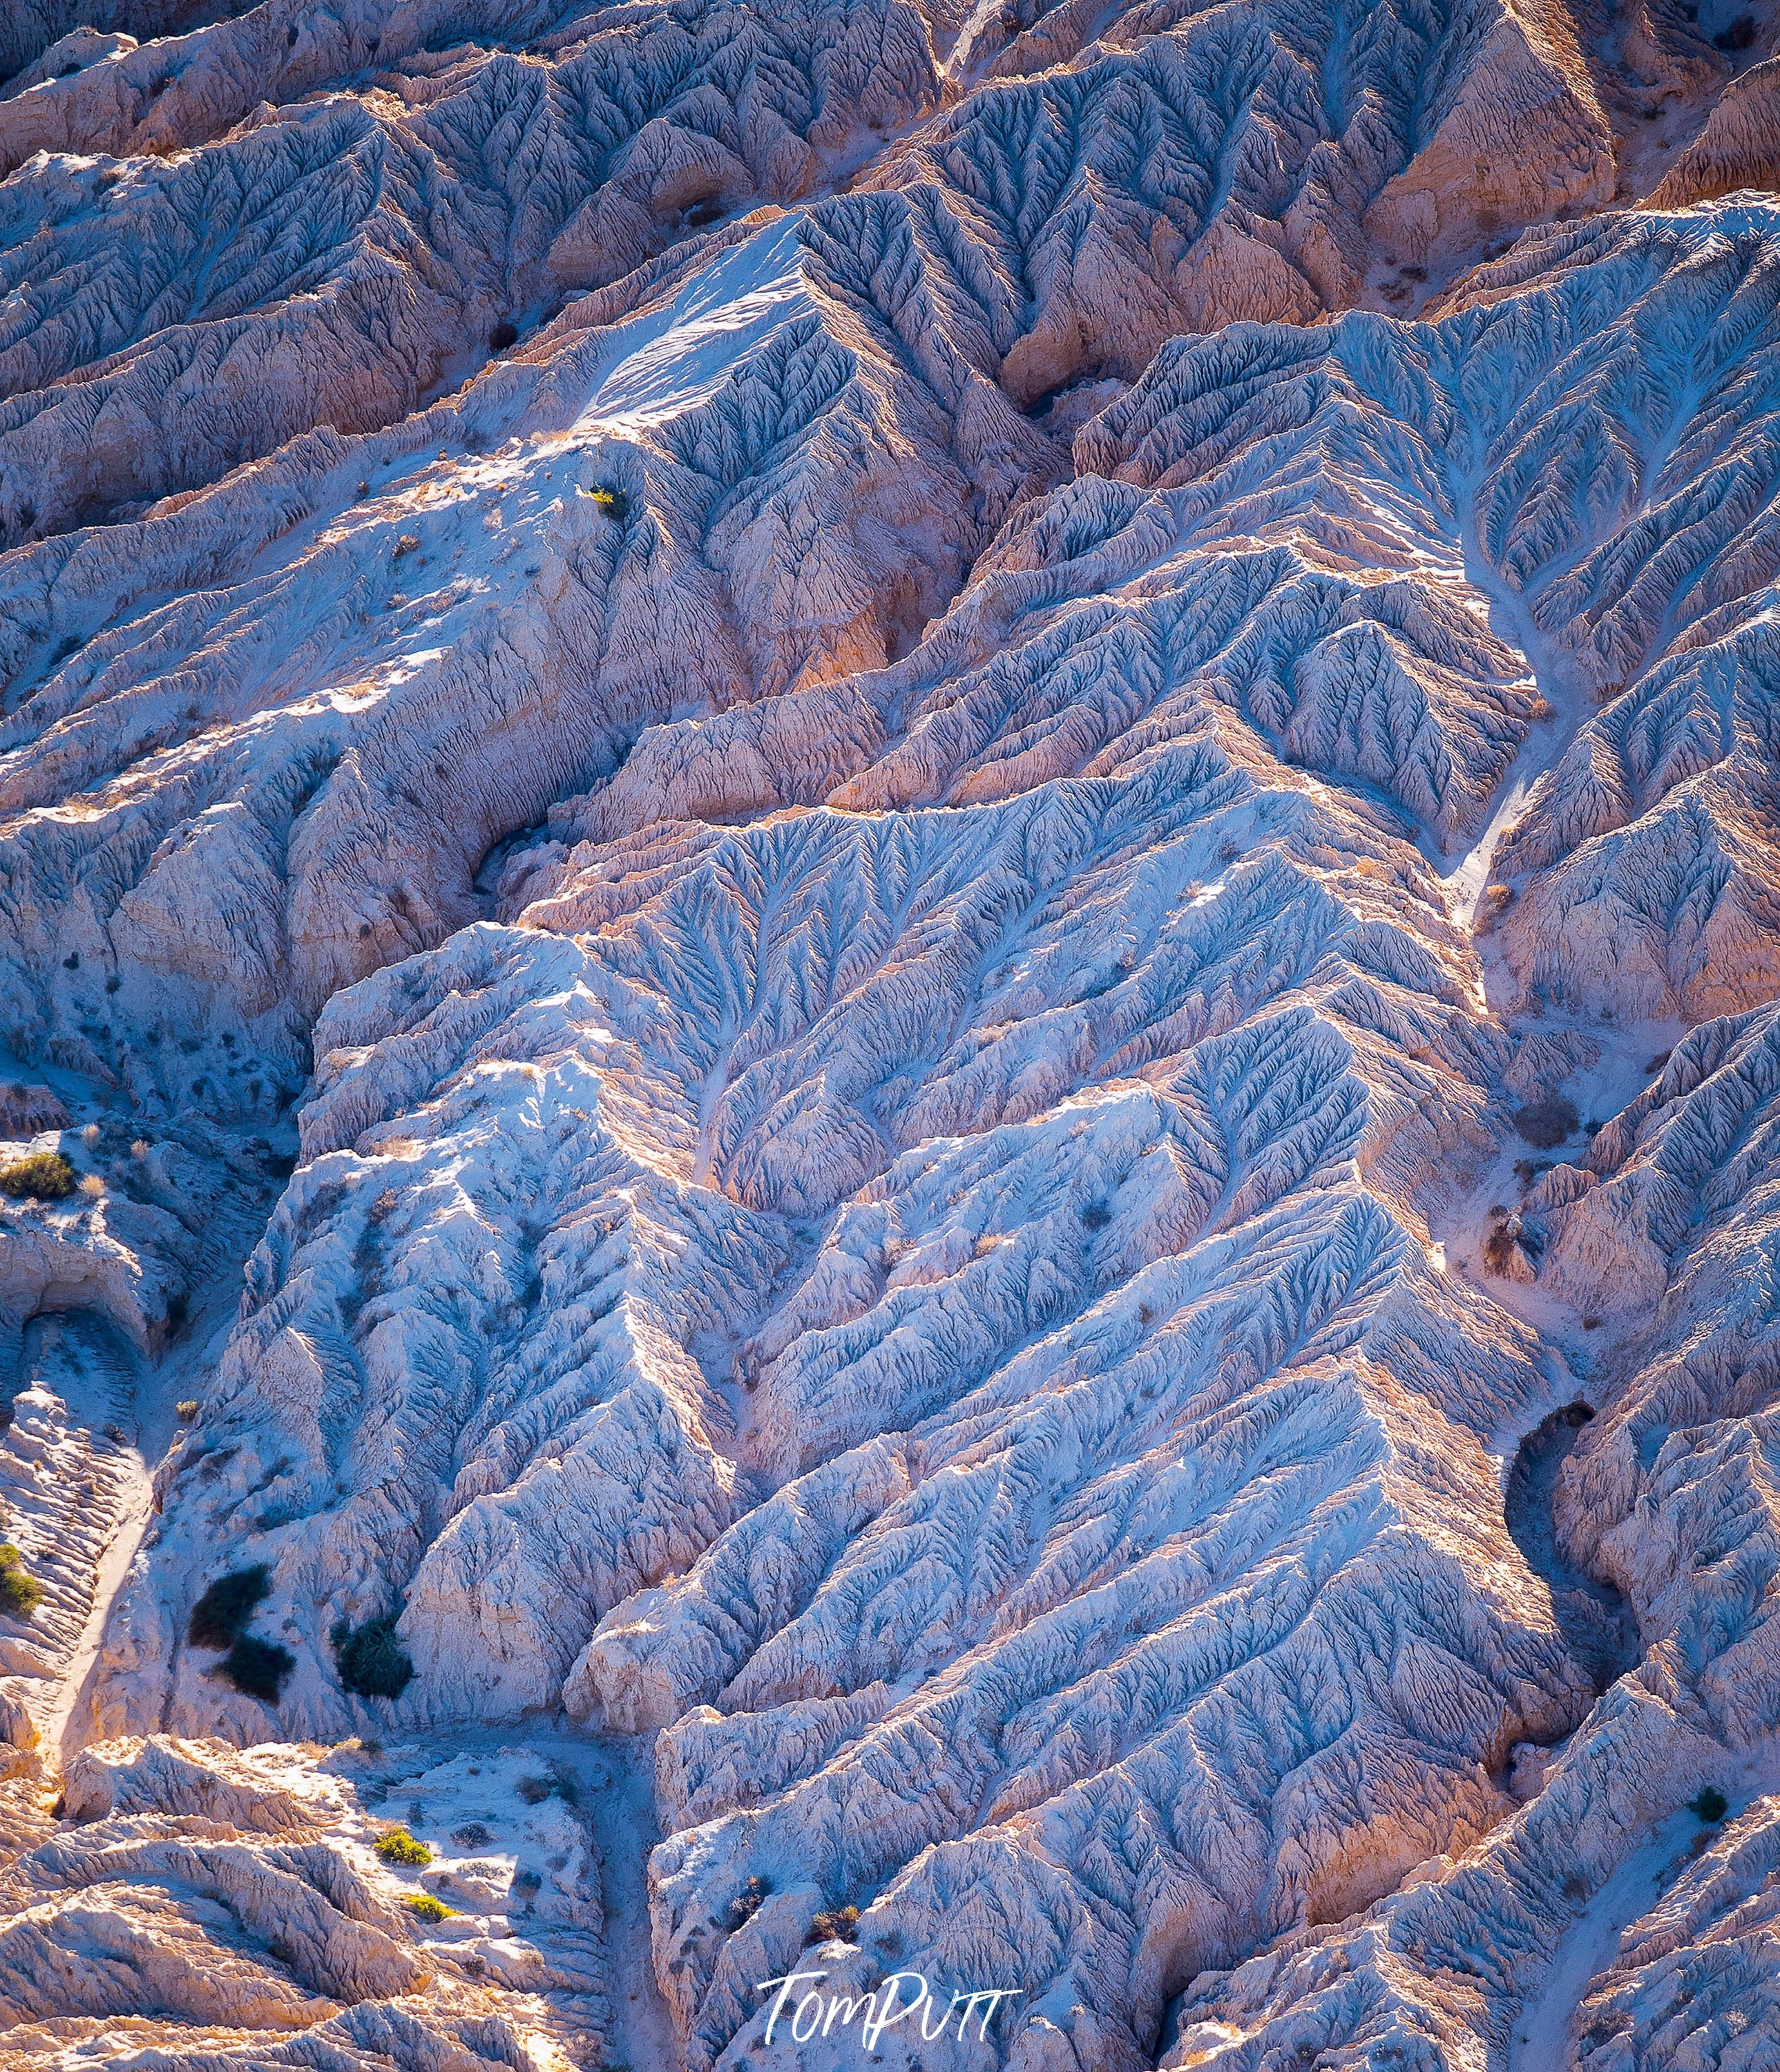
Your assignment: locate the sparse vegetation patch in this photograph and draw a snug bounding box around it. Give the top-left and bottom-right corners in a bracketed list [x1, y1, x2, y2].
[332, 1613, 415, 1700]
[376, 1826, 433, 1867]
[0, 1544, 44, 1619]
[189, 1564, 270, 1649]
[0, 1151, 75, 1199]
[1513, 1094, 1579, 1150]
[221, 1635, 294, 1702]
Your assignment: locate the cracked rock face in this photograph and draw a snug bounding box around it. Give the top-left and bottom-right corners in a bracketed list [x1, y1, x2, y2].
[2, 0, 1780, 2069]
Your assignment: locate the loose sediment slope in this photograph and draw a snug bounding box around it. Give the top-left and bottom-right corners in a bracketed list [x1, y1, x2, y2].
[1, 1, 1779, 2069]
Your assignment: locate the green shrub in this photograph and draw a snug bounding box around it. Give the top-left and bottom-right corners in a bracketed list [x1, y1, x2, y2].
[406, 1892, 454, 1923]
[0, 1151, 75, 1199]
[806, 1903, 860, 1946]
[588, 483, 629, 522]
[189, 1565, 270, 1649]
[375, 1826, 433, 1867]
[332, 1614, 414, 1700]
[0, 1544, 43, 1619]
[1690, 1786, 1729, 1823]
[175, 1400, 200, 1421]
[222, 1635, 294, 1702]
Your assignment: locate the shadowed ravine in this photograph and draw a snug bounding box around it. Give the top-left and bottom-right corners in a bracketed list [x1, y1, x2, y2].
[1504, 1400, 1638, 1699]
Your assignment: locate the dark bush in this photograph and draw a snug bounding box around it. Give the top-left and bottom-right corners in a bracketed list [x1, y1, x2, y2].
[1482, 1223, 1520, 1276]
[1513, 1094, 1578, 1149]
[222, 1635, 294, 1702]
[0, 1544, 43, 1619]
[589, 483, 629, 522]
[452, 1821, 493, 1849]
[0, 1151, 75, 1199]
[1690, 1786, 1729, 1823]
[189, 1564, 271, 1648]
[333, 1614, 414, 1700]
[806, 1904, 860, 1946]
[489, 321, 519, 351]
[729, 1874, 769, 1928]
[517, 1775, 552, 1805]
[1079, 1201, 1111, 1230]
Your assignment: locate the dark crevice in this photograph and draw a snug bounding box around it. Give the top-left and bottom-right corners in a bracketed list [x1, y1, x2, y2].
[1506, 1400, 1638, 1695]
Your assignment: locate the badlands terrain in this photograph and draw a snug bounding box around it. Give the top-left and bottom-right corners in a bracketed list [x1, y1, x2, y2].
[0, 0, 1777, 2066]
